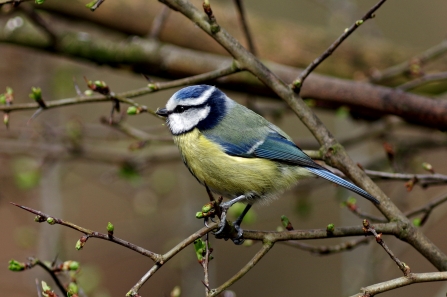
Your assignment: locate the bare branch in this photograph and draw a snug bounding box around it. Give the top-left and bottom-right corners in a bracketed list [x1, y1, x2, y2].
[363, 220, 410, 276]
[348, 272, 447, 297]
[209, 242, 274, 297]
[291, 0, 388, 92]
[11, 203, 161, 262]
[370, 39, 447, 84]
[233, 0, 257, 55]
[283, 237, 372, 255]
[365, 169, 447, 186]
[149, 6, 170, 39]
[397, 71, 447, 91]
[405, 192, 447, 224]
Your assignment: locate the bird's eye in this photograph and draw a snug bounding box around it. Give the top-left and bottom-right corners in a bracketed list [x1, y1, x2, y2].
[174, 105, 187, 113]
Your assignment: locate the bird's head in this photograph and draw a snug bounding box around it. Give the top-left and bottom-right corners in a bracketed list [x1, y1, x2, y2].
[156, 85, 231, 135]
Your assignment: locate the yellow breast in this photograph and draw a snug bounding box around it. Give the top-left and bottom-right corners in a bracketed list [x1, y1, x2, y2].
[173, 129, 312, 201]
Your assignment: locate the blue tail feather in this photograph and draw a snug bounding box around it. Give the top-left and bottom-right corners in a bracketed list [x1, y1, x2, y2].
[305, 167, 379, 204]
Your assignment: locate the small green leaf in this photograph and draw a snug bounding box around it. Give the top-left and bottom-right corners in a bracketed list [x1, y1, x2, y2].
[8, 259, 25, 271]
[107, 222, 114, 232]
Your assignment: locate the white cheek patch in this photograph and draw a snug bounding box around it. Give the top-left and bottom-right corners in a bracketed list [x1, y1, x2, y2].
[168, 105, 211, 134]
[166, 86, 216, 110]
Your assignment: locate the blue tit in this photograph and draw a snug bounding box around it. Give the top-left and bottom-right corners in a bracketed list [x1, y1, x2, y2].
[156, 85, 379, 243]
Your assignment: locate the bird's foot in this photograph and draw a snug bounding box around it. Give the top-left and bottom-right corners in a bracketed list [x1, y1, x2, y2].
[213, 203, 245, 245]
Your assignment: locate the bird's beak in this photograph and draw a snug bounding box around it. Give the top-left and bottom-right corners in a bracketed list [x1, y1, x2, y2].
[156, 108, 169, 117]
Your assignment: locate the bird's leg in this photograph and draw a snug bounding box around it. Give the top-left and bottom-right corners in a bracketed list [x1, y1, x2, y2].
[214, 195, 248, 243]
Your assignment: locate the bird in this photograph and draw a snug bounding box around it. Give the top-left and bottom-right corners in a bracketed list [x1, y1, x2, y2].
[156, 84, 379, 244]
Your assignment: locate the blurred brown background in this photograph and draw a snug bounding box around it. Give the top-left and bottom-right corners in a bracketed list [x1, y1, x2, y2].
[1, 0, 447, 296]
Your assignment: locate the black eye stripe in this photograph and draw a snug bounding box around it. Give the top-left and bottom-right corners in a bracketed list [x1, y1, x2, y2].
[172, 103, 207, 114]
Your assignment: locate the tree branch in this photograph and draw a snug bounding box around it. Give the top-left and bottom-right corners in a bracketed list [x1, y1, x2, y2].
[292, 0, 388, 91]
[348, 272, 447, 297]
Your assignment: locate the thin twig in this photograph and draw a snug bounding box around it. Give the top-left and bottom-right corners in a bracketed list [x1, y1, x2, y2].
[363, 220, 410, 276]
[0, 65, 239, 114]
[365, 169, 447, 186]
[405, 192, 447, 225]
[397, 71, 447, 91]
[11, 203, 161, 262]
[233, 0, 256, 55]
[128, 223, 218, 296]
[345, 200, 387, 223]
[370, 39, 447, 84]
[35, 259, 68, 296]
[17, 5, 58, 47]
[149, 6, 170, 39]
[291, 0, 388, 92]
[348, 272, 447, 297]
[99, 117, 172, 142]
[202, 233, 211, 294]
[282, 237, 372, 255]
[208, 241, 274, 297]
[241, 222, 399, 242]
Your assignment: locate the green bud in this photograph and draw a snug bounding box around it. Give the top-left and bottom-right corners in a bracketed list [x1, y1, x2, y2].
[326, 223, 335, 233]
[413, 218, 421, 227]
[46, 217, 55, 225]
[292, 80, 302, 88]
[6, 87, 13, 96]
[29, 87, 42, 102]
[0, 94, 5, 104]
[201, 203, 213, 213]
[127, 106, 139, 115]
[280, 215, 290, 228]
[67, 282, 79, 295]
[35, 0, 45, 3]
[107, 222, 114, 232]
[195, 212, 204, 219]
[8, 259, 25, 271]
[355, 20, 364, 26]
[94, 80, 107, 88]
[62, 260, 80, 271]
[147, 84, 157, 91]
[75, 239, 84, 250]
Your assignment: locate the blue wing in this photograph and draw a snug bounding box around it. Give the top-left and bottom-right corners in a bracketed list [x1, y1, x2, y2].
[206, 130, 379, 204]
